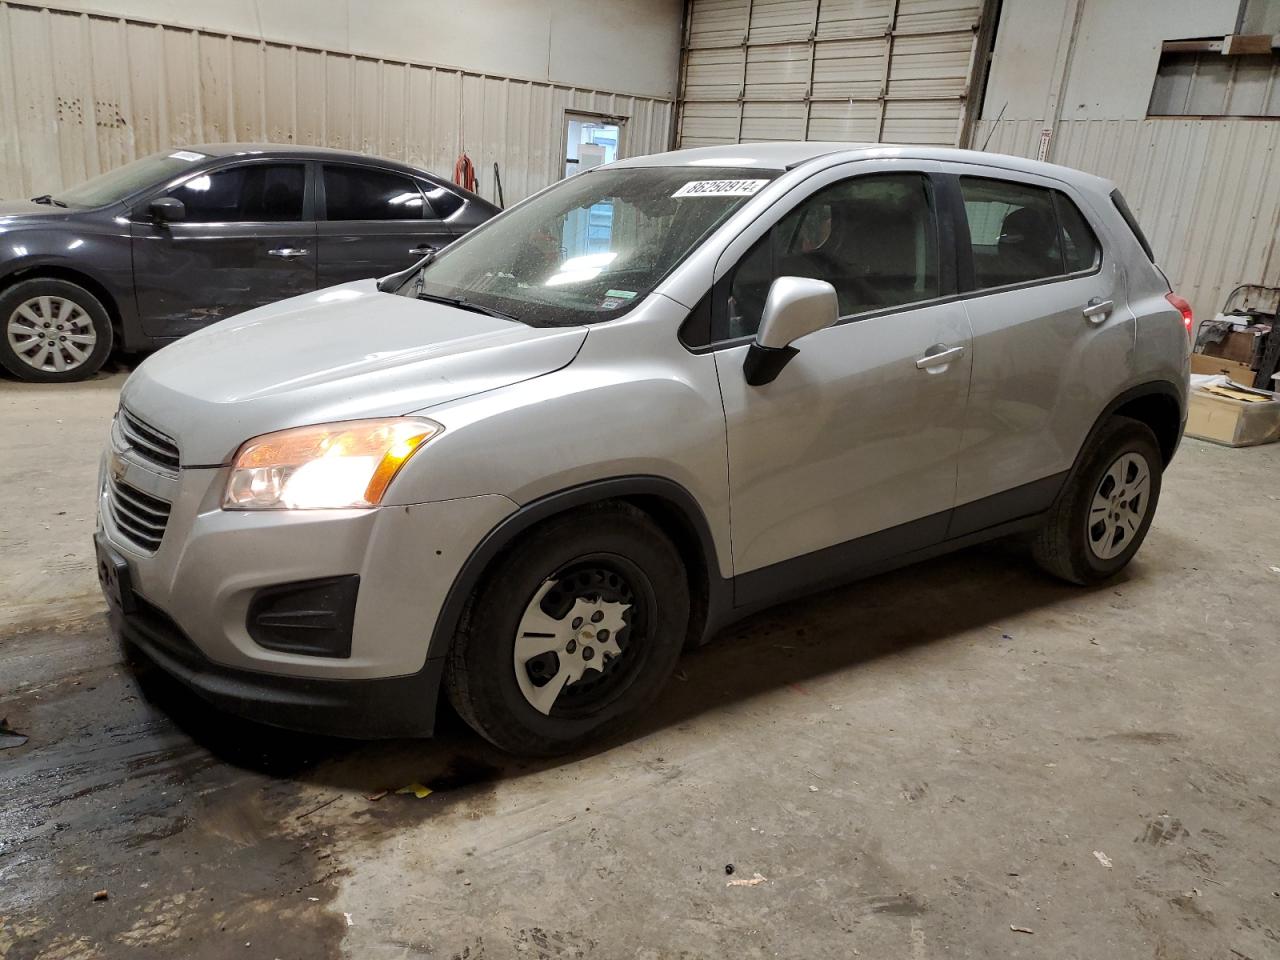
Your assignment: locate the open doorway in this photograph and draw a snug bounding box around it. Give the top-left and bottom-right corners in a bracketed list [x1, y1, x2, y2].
[562, 112, 625, 258]
[563, 112, 623, 179]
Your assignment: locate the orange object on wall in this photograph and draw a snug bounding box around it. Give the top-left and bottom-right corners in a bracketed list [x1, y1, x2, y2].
[453, 153, 477, 193]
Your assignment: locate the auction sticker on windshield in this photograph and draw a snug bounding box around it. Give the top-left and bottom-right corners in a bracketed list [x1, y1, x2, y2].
[672, 179, 769, 198]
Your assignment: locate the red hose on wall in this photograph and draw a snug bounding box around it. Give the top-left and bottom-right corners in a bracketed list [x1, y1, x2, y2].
[453, 153, 477, 193]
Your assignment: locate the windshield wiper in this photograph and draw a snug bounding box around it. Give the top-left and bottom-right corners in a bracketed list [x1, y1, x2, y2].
[30, 194, 68, 207]
[416, 291, 519, 323]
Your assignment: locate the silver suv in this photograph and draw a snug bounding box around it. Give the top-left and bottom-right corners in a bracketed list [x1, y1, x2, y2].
[96, 143, 1191, 755]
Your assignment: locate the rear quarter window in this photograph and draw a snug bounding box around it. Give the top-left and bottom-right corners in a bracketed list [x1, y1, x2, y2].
[1053, 193, 1101, 273]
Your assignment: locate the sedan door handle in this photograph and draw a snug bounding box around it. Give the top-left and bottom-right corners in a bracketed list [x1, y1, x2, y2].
[915, 344, 966, 370]
[1082, 298, 1114, 323]
[268, 247, 309, 259]
[410, 244, 436, 254]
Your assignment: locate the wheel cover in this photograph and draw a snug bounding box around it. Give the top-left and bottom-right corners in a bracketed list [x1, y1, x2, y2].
[513, 564, 639, 717]
[1086, 451, 1152, 561]
[6, 295, 97, 373]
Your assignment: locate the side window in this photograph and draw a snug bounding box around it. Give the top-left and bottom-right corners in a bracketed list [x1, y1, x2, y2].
[171, 164, 305, 222]
[960, 177, 1063, 288]
[324, 166, 425, 221]
[723, 173, 940, 340]
[1054, 192, 1101, 273]
[425, 183, 464, 218]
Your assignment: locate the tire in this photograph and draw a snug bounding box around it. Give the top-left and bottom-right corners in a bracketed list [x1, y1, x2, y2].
[0, 277, 114, 382]
[445, 502, 690, 756]
[1032, 416, 1163, 585]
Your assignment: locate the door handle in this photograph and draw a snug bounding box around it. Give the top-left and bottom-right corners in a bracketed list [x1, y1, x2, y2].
[268, 247, 309, 259]
[1082, 298, 1113, 323]
[915, 344, 966, 370]
[410, 244, 436, 254]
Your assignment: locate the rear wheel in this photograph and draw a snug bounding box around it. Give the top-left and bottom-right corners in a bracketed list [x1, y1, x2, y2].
[0, 278, 113, 382]
[1032, 417, 1163, 584]
[445, 503, 689, 756]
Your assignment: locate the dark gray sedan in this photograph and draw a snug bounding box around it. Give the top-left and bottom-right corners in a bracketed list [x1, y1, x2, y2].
[0, 144, 499, 382]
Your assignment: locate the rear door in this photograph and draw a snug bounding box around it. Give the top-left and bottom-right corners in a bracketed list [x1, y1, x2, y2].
[943, 168, 1132, 534]
[316, 163, 457, 286]
[131, 160, 316, 339]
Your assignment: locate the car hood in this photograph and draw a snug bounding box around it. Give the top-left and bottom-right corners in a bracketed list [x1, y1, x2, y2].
[121, 280, 587, 465]
[0, 200, 74, 221]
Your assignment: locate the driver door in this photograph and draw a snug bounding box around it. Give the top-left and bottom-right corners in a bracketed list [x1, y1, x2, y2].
[711, 166, 973, 598]
[131, 160, 316, 339]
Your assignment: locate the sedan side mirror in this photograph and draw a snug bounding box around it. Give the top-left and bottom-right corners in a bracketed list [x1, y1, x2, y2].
[743, 276, 840, 385]
[148, 197, 186, 223]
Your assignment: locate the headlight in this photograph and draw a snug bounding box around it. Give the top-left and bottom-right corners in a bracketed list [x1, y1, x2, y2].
[224, 418, 442, 510]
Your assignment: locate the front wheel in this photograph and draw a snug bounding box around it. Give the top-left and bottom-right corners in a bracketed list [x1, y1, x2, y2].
[445, 503, 690, 756]
[0, 278, 114, 382]
[1032, 417, 1164, 584]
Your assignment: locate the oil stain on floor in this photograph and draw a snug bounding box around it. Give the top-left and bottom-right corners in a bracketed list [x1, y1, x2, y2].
[0, 630, 515, 960]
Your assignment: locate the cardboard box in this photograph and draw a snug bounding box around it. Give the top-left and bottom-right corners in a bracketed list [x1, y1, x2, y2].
[1185, 381, 1280, 447]
[1190, 351, 1256, 386]
[1200, 328, 1265, 365]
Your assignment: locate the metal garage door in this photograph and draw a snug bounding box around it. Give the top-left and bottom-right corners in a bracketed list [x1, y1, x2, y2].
[676, 0, 995, 148]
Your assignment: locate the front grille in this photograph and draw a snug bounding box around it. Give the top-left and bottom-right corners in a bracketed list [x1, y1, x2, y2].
[118, 408, 180, 472]
[107, 475, 172, 553]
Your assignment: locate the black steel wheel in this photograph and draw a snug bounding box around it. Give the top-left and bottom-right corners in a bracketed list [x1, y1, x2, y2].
[445, 502, 689, 756]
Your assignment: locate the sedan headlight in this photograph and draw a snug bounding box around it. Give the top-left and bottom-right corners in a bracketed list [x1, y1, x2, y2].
[224, 418, 442, 510]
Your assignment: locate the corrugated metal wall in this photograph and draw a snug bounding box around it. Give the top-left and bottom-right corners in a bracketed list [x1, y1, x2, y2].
[0, 2, 674, 204]
[975, 117, 1280, 323]
[676, 0, 986, 147]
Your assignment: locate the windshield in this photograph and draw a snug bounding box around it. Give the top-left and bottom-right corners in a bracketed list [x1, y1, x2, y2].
[400, 166, 780, 326]
[55, 149, 210, 208]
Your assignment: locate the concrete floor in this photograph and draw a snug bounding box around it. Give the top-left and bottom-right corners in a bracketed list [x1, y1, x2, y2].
[2, 371, 1279, 960]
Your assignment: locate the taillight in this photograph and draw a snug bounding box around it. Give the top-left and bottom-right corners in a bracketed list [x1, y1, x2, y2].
[1166, 292, 1193, 336]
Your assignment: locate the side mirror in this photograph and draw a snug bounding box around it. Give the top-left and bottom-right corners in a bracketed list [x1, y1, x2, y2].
[148, 197, 186, 223]
[743, 276, 839, 385]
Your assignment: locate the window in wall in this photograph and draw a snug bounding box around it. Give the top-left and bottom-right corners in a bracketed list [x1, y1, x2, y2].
[722, 173, 940, 341]
[1149, 46, 1280, 118]
[170, 164, 305, 222]
[562, 115, 623, 258]
[324, 166, 425, 221]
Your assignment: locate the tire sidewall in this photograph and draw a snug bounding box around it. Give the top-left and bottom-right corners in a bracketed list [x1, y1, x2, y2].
[0, 278, 114, 382]
[1068, 421, 1163, 579]
[456, 509, 689, 753]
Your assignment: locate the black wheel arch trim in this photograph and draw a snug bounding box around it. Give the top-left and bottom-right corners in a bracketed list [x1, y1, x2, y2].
[424, 476, 732, 663]
[1071, 380, 1185, 480]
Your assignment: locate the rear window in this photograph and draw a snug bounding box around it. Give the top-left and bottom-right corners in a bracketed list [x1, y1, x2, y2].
[324, 166, 425, 221]
[959, 177, 1100, 290]
[1110, 188, 1155, 262]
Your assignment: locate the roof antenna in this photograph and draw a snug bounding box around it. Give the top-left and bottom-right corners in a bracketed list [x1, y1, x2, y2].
[981, 102, 1007, 152]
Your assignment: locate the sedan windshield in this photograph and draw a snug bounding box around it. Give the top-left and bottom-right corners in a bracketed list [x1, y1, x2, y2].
[56, 149, 210, 208]
[401, 166, 780, 326]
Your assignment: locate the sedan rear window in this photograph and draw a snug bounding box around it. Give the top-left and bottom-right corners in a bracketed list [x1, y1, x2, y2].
[403, 166, 781, 327]
[324, 166, 425, 221]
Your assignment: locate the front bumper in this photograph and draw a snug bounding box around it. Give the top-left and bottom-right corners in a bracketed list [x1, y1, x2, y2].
[96, 443, 517, 733]
[109, 596, 445, 738]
